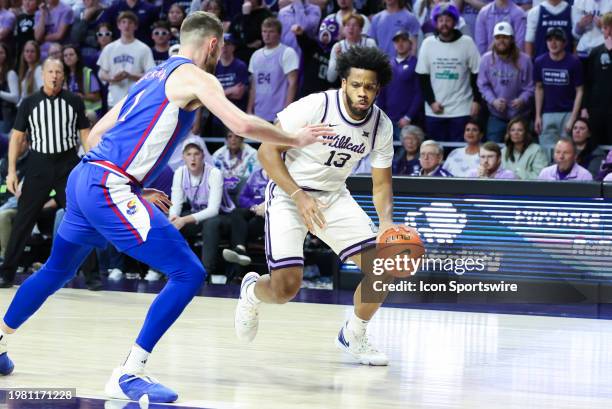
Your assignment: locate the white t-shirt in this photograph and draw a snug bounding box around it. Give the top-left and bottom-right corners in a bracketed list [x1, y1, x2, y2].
[169, 165, 223, 223]
[97, 38, 155, 107]
[526, 1, 571, 42]
[416, 34, 481, 117]
[247, 44, 300, 75]
[572, 0, 612, 54]
[442, 147, 481, 177]
[276, 89, 393, 192]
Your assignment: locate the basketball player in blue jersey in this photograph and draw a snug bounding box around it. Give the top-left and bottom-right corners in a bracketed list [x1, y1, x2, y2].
[0, 11, 334, 403]
[235, 46, 401, 365]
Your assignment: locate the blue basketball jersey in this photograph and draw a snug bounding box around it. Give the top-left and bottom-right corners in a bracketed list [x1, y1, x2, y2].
[85, 56, 197, 185]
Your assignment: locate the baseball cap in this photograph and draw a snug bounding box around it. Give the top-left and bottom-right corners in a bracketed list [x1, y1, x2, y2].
[182, 135, 206, 153]
[545, 26, 566, 41]
[223, 32, 237, 45]
[493, 21, 514, 37]
[392, 30, 410, 41]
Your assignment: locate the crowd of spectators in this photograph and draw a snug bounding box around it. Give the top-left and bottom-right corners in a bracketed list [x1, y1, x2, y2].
[0, 0, 610, 287]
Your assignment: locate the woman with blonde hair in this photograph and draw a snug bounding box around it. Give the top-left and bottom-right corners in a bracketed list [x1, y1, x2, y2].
[18, 40, 43, 103]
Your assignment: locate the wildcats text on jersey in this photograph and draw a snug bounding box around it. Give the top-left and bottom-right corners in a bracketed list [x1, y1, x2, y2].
[323, 135, 367, 154]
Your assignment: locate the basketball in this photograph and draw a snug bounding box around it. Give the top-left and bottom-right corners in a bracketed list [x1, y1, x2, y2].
[376, 226, 425, 277]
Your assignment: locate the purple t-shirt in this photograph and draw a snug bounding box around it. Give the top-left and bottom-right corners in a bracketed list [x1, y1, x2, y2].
[467, 167, 516, 179]
[538, 163, 593, 180]
[368, 9, 420, 58]
[474, 1, 526, 54]
[67, 70, 101, 94]
[215, 57, 249, 111]
[0, 9, 15, 32]
[534, 53, 583, 114]
[250, 45, 292, 122]
[35, 1, 74, 58]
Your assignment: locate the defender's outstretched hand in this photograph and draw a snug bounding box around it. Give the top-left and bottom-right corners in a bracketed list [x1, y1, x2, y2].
[293, 124, 336, 147]
[142, 188, 173, 214]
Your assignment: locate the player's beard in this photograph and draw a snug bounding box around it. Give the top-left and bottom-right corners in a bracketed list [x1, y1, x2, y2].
[345, 93, 371, 120]
[203, 44, 220, 74]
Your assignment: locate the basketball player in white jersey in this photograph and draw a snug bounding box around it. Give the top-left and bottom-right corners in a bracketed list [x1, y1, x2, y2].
[235, 46, 399, 365]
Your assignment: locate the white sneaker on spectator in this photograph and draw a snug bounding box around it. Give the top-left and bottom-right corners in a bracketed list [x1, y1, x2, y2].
[144, 269, 162, 282]
[108, 268, 123, 281]
[222, 247, 251, 266]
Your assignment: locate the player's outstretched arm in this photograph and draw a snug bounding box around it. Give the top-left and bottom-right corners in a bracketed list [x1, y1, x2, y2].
[167, 65, 334, 147]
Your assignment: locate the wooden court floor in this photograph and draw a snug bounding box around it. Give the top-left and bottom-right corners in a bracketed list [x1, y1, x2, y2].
[0, 288, 611, 408]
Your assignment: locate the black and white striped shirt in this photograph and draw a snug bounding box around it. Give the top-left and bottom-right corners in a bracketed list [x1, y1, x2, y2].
[14, 89, 89, 154]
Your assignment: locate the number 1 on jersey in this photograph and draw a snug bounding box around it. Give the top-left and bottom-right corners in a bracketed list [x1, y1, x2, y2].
[118, 90, 145, 122]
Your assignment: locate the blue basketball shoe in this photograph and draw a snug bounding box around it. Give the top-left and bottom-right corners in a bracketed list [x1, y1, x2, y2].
[104, 367, 178, 403]
[335, 321, 388, 366]
[0, 352, 14, 375]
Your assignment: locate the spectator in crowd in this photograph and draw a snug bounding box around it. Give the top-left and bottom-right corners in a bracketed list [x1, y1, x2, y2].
[443, 119, 483, 176]
[83, 22, 113, 70]
[0, 0, 15, 44]
[0, 43, 19, 134]
[392, 124, 424, 175]
[294, 15, 336, 96]
[62, 44, 101, 122]
[164, 0, 191, 18]
[97, 11, 155, 109]
[205, 33, 249, 137]
[327, 13, 377, 83]
[34, 0, 74, 59]
[212, 130, 259, 200]
[572, 0, 612, 59]
[377, 31, 422, 140]
[15, 0, 37, 59]
[415, 0, 471, 39]
[18, 40, 43, 103]
[416, 3, 481, 142]
[455, 0, 488, 36]
[69, 0, 105, 62]
[582, 12, 612, 145]
[477, 22, 533, 141]
[572, 117, 605, 177]
[598, 150, 612, 180]
[468, 141, 516, 178]
[151, 20, 171, 66]
[278, 0, 321, 58]
[534, 27, 584, 158]
[167, 3, 185, 47]
[222, 166, 270, 268]
[369, 0, 420, 58]
[0, 58, 90, 287]
[200, 0, 230, 32]
[247, 17, 299, 123]
[102, 0, 158, 46]
[501, 117, 548, 179]
[236, 167, 268, 242]
[412, 140, 453, 176]
[326, 0, 371, 35]
[525, 0, 573, 57]
[229, 0, 273, 64]
[538, 137, 593, 180]
[47, 42, 63, 60]
[474, 0, 526, 54]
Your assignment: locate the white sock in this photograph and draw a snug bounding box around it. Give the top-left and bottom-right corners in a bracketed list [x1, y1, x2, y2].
[246, 280, 261, 304]
[122, 344, 149, 374]
[347, 312, 368, 337]
[0, 329, 8, 354]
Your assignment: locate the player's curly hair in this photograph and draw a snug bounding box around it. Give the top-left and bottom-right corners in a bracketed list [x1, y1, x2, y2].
[336, 46, 392, 87]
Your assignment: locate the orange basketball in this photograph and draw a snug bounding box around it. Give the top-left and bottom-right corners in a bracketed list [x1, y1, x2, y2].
[376, 226, 425, 277]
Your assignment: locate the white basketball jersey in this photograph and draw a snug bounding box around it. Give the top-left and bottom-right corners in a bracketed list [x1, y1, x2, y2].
[276, 89, 394, 192]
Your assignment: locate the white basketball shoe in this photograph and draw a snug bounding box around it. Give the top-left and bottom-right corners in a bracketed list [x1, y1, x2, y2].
[234, 272, 260, 342]
[335, 321, 389, 366]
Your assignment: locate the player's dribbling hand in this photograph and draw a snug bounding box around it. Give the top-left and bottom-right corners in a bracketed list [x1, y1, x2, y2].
[293, 123, 336, 147]
[376, 222, 398, 242]
[142, 188, 172, 214]
[293, 190, 328, 233]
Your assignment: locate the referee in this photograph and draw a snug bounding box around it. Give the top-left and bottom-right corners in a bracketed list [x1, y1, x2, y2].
[0, 58, 90, 287]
